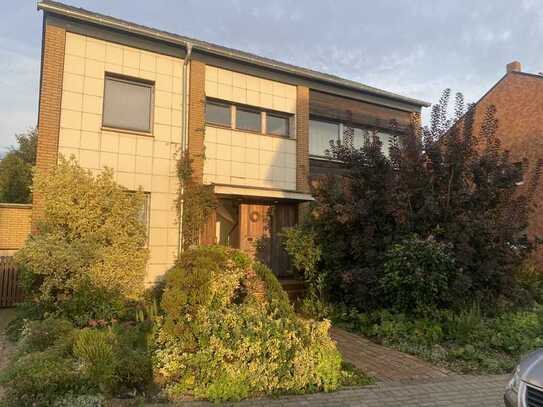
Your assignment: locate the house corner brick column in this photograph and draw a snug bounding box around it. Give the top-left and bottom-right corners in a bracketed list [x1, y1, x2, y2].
[296, 86, 310, 193]
[187, 59, 206, 185]
[33, 19, 66, 227]
[296, 86, 310, 218]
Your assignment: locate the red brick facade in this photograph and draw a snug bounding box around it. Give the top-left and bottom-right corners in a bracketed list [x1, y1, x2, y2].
[187, 59, 206, 185]
[34, 19, 66, 225]
[296, 86, 310, 193]
[469, 70, 543, 266]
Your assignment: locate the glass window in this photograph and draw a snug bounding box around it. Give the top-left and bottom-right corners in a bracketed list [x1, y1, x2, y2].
[103, 75, 153, 132]
[309, 119, 340, 156]
[350, 127, 393, 157]
[206, 101, 231, 127]
[236, 108, 261, 132]
[267, 113, 290, 136]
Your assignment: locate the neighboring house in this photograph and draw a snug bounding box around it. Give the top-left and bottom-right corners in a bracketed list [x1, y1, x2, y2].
[33, 1, 429, 285]
[454, 61, 543, 266]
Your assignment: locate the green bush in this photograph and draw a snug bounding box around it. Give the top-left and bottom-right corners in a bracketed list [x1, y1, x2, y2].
[332, 303, 543, 374]
[282, 226, 323, 297]
[443, 304, 484, 344]
[0, 348, 89, 406]
[110, 324, 154, 394]
[154, 245, 341, 402]
[381, 236, 458, 312]
[73, 329, 116, 393]
[15, 157, 148, 325]
[17, 318, 75, 355]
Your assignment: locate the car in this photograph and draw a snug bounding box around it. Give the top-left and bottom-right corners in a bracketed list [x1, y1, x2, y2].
[505, 349, 543, 407]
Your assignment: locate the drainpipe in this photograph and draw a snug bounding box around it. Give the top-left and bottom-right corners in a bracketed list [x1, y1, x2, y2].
[177, 42, 193, 257]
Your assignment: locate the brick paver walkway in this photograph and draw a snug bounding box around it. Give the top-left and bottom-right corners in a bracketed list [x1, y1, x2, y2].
[169, 375, 508, 406]
[330, 326, 450, 381]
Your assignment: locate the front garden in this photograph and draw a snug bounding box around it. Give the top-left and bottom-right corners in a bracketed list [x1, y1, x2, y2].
[0, 158, 368, 406]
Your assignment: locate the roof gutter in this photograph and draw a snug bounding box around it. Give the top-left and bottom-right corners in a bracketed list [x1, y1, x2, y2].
[37, 1, 430, 108]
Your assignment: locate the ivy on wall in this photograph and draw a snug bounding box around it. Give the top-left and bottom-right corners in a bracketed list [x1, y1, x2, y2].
[176, 151, 216, 250]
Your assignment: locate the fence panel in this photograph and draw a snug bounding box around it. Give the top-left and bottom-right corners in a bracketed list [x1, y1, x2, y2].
[0, 256, 24, 307]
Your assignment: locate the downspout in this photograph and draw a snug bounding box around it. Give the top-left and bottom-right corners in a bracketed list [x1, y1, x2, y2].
[177, 42, 193, 257]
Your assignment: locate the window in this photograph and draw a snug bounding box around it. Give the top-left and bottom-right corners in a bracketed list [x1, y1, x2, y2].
[206, 101, 231, 127]
[309, 119, 340, 156]
[267, 113, 290, 136]
[351, 127, 393, 157]
[103, 75, 153, 132]
[236, 107, 261, 132]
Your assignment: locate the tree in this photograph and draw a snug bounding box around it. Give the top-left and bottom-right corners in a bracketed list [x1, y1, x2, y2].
[0, 128, 37, 203]
[308, 90, 541, 310]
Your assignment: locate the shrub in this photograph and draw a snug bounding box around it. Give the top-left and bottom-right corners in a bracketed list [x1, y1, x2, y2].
[73, 329, 116, 393]
[17, 318, 75, 355]
[15, 157, 148, 324]
[153, 245, 341, 402]
[443, 304, 484, 344]
[0, 348, 89, 406]
[110, 324, 154, 394]
[380, 236, 458, 312]
[282, 226, 323, 295]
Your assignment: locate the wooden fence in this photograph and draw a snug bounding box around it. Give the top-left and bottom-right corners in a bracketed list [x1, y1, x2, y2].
[0, 256, 24, 307]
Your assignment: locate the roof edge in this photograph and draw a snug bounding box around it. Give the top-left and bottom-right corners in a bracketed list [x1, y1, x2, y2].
[37, 0, 431, 108]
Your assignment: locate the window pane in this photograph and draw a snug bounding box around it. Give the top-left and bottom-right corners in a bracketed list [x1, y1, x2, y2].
[267, 114, 289, 136]
[309, 119, 339, 156]
[206, 102, 231, 126]
[350, 127, 392, 157]
[378, 132, 393, 157]
[103, 76, 152, 132]
[236, 108, 261, 132]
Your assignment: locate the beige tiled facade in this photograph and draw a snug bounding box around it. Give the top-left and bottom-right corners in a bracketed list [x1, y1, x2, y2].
[58, 32, 183, 283]
[203, 66, 298, 190]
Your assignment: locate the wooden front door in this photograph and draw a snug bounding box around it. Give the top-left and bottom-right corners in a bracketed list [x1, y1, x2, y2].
[239, 203, 298, 277]
[239, 203, 272, 266]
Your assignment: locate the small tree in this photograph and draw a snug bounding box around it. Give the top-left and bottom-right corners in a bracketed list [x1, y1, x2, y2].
[16, 157, 149, 323]
[0, 128, 37, 203]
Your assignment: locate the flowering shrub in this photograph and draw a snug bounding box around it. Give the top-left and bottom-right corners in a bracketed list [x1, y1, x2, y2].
[153, 245, 341, 402]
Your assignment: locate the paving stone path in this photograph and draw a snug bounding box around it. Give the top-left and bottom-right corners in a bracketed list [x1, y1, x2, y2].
[170, 375, 508, 406]
[330, 326, 450, 381]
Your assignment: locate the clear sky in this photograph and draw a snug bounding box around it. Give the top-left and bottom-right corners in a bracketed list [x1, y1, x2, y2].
[1, 0, 542, 153]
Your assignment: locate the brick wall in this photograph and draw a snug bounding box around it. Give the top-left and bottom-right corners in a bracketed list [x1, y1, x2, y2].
[188, 59, 206, 184]
[296, 86, 310, 193]
[34, 18, 66, 224]
[468, 72, 543, 266]
[0, 204, 32, 255]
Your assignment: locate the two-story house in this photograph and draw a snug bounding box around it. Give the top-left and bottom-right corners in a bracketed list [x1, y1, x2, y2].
[34, 1, 429, 286]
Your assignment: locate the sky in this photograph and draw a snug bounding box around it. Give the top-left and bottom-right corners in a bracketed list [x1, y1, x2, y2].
[1, 0, 542, 154]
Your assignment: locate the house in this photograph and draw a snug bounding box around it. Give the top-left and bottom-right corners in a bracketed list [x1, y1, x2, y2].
[32, 0, 429, 285]
[451, 61, 543, 267]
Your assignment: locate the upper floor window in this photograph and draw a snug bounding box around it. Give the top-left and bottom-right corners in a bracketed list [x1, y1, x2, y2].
[205, 99, 292, 138]
[206, 101, 231, 127]
[309, 119, 340, 156]
[102, 74, 153, 133]
[236, 107, 261, 132]
[267, 113, 290, 137]
[351, 127, 393, 157]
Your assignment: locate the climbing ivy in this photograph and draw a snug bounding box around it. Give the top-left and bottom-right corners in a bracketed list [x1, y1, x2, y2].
[176, 150, 216, 250]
